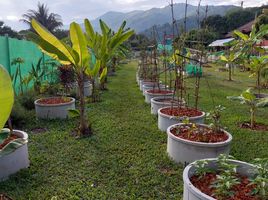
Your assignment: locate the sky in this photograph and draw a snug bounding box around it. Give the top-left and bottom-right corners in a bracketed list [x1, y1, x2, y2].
[0, 0, 267, 31]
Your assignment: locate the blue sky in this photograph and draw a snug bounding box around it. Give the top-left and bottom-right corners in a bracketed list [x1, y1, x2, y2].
[0, 0, 267, 30]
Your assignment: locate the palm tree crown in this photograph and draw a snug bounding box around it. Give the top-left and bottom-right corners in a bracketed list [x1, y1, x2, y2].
[21, 2, 63, 33]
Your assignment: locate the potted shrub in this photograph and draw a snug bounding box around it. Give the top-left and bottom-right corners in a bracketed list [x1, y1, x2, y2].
[158, 106, 205, 132]
[34, 96, 75, 119]
[151, 96, 185, 115]
[0, 65, 29, 181]
[167, 105, 232, 164]
[183, 155, 268, 200]
[142, 83, 166, 96]
[144, 89, 174, 104]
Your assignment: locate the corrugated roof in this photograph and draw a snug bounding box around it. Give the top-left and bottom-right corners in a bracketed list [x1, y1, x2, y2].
[208, 38, 234, 47]
[225, 20, 255, 38]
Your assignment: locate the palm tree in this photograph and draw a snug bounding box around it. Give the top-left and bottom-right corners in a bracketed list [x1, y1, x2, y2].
[21, 2, 63, 33]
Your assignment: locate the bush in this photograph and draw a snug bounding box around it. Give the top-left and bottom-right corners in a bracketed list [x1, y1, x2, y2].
[19, 90, 37, 110]
[10, 100, 29, 128]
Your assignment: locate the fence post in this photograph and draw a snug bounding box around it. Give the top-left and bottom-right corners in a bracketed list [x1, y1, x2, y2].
[5, 34, 11, 74]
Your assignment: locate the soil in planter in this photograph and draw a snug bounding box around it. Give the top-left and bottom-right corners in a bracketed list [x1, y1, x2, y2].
[37, 97, 71, 105]
[160, 107, 202, 117]
[147, 89, 173, 94]
[239, 122, 268, 131]
[190, 173, 259, 200]
[170, 124, 228, 143]
[0, 134, 18, 149]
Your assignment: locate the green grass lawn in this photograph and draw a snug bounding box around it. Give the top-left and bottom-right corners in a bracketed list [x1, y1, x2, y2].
[0, 60, 268, 199]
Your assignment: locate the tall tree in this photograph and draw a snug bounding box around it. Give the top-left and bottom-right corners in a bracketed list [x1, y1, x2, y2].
[21, 2, 63, 33]
[0, 21, 21, 39]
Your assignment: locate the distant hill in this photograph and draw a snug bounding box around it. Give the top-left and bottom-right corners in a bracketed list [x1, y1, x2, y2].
[83, 3, 237, 34]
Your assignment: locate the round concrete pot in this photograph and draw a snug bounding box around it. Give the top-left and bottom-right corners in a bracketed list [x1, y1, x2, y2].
[73, 81, 92, 97]
[0, 130, 29, 181]
[167, 123, 232, 164]
[35, 97, 75, 119]
[144, 90, 174, 104]
[142, 84, 166, 96]
[183, 159, 255, 200]
[151, 97, 185, 115]
[139, 80, 158, 91]
[158, 106, 205, 132]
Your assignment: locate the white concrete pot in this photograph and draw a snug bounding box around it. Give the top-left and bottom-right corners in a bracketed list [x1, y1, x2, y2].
[73, 81, 92, 97]
[35, 97, 75, 119]
[142, 84, 166, 96]
[167, 123, 232, 164]
[158, 106, 205, 132]
[139, 80, 157, 91]
[0, 130, 29, 181]
[151, 97, 185, 115]
[183, 159, 255, 200]
[144, 90, 174, 104]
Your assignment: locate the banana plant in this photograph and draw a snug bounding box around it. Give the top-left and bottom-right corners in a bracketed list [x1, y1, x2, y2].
[29, 19, 93, 136]
[219, 52, 239, 81]
[0, 65, 27, 156]
[29, 57, 46, 93]
[11, 57, 25, 95]
[227, 88, 268, 129]
[246, 56, 268, 89]
[85, 19, 134, 87]
[233, 24, 268, 55]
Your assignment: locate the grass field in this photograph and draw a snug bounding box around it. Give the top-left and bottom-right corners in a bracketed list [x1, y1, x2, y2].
[0, 60, 267, 199]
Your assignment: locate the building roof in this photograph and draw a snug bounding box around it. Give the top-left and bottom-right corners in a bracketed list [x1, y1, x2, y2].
[208, 38, 234, 47]
[225, 20, 255, 38]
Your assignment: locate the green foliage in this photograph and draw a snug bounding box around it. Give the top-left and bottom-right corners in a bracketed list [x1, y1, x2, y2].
[250, 158, 268, 198]
[0, 21, 21, 39]
[227, 88, 268, 128]
[11, 57, 25, 95]
[193, 160, 215, 178]
[206, 105, 226, 133]
[18, 90, 37, 110]
[0, 65, 14, 130]
[29, 57, 46, 93]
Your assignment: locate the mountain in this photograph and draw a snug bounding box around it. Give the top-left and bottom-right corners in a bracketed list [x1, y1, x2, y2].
[84, 3, 238, 33]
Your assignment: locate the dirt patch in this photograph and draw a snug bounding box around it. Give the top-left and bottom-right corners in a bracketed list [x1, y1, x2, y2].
[239, 122, 268, 131]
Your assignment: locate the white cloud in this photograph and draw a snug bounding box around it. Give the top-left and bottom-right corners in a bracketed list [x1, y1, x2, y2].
[6, 15, 19, 21]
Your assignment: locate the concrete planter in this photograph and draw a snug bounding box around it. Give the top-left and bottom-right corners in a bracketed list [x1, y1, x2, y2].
[73, 81, 92, 97]
[142, 84, 166, 96]
[183, 159, 255, 200]
[0, 130, 29, 181]
[35, 97, 75, 119]
[144, 90, 174, 104]
[158, 106, 205, 132]
[167, 123, 232, 164]
[139, 80, 157, 91]
[151, 97, 185, 115]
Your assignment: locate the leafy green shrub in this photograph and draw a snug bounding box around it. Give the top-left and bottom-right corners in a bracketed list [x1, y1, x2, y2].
[10, 100, 28, 128]
[18, 90, 37, 110]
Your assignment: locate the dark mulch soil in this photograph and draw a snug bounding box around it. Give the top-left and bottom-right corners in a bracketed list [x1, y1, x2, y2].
[30, 128, 48, 134]
[147, 89, 173, 94]
[160, 107, 203, 117]
[239, 122, 268, 131]
[170, 124, 229, 143]
[37, 97, 72, 105]
[190, 173, 260, 200]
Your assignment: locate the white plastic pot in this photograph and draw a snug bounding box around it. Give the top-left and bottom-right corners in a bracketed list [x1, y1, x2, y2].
[35, 97, 75, 119]
[151, 97, 185, 115]
[73, 81, 92, 97]
[183, 159, 255, 200]
[0, 130, 29, 181]
[139, 80, 158, 91]
[144, 90, 174, 104]
[158, 106, 205, 132]
[167, 123, 232, 164]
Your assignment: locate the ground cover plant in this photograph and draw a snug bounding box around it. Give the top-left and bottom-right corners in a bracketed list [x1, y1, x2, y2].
[0, 61, 267, 199]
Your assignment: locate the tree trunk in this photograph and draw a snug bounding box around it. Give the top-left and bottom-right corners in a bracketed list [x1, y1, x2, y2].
[228, 63, 232, 81]
[250, 107, 255, 129]
[77, 75, 92, 136]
